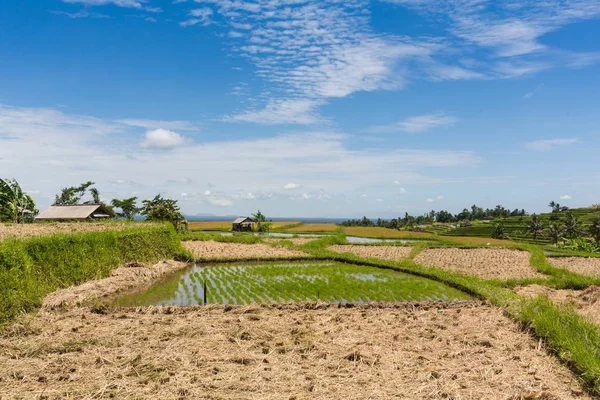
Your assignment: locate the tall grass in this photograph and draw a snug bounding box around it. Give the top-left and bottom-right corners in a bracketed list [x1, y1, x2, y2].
[0, 225, 188, 323]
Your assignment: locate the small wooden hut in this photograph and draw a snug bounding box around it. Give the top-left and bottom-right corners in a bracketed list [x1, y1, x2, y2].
[232, 217, 254, 232]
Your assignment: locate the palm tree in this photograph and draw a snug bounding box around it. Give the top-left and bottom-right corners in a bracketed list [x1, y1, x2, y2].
[0, 178, 38, 223]
[589, 214, 600, 246]
[491, 222, 505, 239]
[90, 188, 101, 204]
[546, 222, 564, 246]
[548, 201, 556, 211]
[526, 214, 543, 242]
[563, 212, 580, 239]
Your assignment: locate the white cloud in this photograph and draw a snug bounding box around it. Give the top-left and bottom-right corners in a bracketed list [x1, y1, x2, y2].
[360, 194, 368, 198]
[437, 195, 444, 200]
[426, 198, 434, 203]
[376, 198, 384, 202]
[234, 192, 256, 200]
[140, 129, 190, 149]
[370, 113, 458, 134]
[560, 195, 572, 200]
[0, 104, 483, 215]
[525, 138, 579, 151]
[283, 183, 299, 190]
[399, 188, 407, 194]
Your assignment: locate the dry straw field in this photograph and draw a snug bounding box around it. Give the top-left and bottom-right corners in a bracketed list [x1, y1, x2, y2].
[182, 240, 310, 259]
[413, 248, 544, 280]
[0, 222, 156, 241]
[0, 303, 589, 400]
[284, 223, 338, 232]
[188, 221, 300, 231]
[328, 245, 413, 261]
[548, 257, 600, 277]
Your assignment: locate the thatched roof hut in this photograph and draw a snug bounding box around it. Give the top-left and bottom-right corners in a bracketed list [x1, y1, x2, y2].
[232, 216, 254, 232]
[35, 204, 115, 221]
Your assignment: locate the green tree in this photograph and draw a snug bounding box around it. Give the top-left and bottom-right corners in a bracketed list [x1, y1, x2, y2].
[491, 222, 505, 239]
[252, 210, 272, 232]
[111, 197, 140, 221]
[589, 214, 600, 246]
[0, 178, 38, 223]
[546, 222, 564, 246]
[141, 194, 187, 231]
[563, 212, 580, 239]
[548, 201, 556, 212]
[526, 214, 543, 242]
[89, 187, 101, 204]
[54, 181, 95, 205]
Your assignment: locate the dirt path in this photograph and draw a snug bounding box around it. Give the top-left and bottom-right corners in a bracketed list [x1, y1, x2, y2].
[414, 248, 544, 280]
[0, 302, 588, 399]
[548, 257, 600, 277]
[42, 260, 190, 310]
[328, 245, 413, 261]
[516, 285, 600, 326]
[182, 240, 310, 259]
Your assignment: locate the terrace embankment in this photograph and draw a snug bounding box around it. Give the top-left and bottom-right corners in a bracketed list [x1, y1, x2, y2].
[0, 222, 156, 240]
[182, 240, 310, 260]
[42, 260, 189, 310]
[0, 302, 589, 399]
[263, 237, 317, 245]
[414, 248, 545, 280]
[516, 284, 600, 326]
[328, 244, 413, 261]
[548, 257, 600, 277]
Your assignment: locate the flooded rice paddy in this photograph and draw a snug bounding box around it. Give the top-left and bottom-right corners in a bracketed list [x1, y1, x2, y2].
[114, 261, 469, 306]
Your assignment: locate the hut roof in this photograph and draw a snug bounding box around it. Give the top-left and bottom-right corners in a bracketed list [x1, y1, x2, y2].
[36, 204, 115, 220]
[233, 216, 254, 224]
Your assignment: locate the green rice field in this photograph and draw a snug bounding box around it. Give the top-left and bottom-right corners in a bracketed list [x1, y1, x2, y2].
[114, 261, 469, 306]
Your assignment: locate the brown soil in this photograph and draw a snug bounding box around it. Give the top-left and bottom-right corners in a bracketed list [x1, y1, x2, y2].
[328, 245, 413, 261]
[414, 248, 544, 280]
[42, 260, 190, 310]
[548, 257, 600, 277]
[182, 240, 310, 260]
[0, 302, 589, 400]
[263, 237, 317, 245]
[516, 285, 600, 326]
[0, 222, 156, 241]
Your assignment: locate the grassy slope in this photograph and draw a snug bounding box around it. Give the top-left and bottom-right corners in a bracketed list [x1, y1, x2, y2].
[0, 224, 189, 323]
[443, 207, 600, 244]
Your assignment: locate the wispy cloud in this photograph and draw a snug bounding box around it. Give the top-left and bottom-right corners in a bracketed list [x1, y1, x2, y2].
[525, 137, 580, 151]
[180, 7, 213, 26]
[62, 0, 146, 8]
[370, 113, 457, 134]
[51, 10, 112, 18]
[560, 194, 572, 200]
[188, 0, 434, 124]
[118, 119, 200, 131]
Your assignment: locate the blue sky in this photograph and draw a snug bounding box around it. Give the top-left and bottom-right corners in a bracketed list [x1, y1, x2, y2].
[0, 0, 599, 218]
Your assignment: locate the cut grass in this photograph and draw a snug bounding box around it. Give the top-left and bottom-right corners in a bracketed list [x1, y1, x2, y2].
[283, 223, 338, 233]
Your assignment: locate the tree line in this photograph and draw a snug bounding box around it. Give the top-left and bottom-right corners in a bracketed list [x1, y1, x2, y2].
[0, 178, 187, 230]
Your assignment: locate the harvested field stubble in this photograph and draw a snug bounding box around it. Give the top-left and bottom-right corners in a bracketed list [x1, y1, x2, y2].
[42, 260, 189, 310]
[516, 285, 600, 326]
[0, 222, 156, 240]
[0, 303, 589, 399]
[548, 257, 600, 277]
[182, 240, 309, 259]
[328, 244, 413, 261]
[414, 248, 544, 280]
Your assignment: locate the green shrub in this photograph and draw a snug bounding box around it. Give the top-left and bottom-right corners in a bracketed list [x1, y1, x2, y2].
[0, 225, 187, 323]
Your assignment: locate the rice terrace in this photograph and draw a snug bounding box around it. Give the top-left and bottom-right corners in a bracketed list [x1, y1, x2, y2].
[2, 182, 600, 399]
